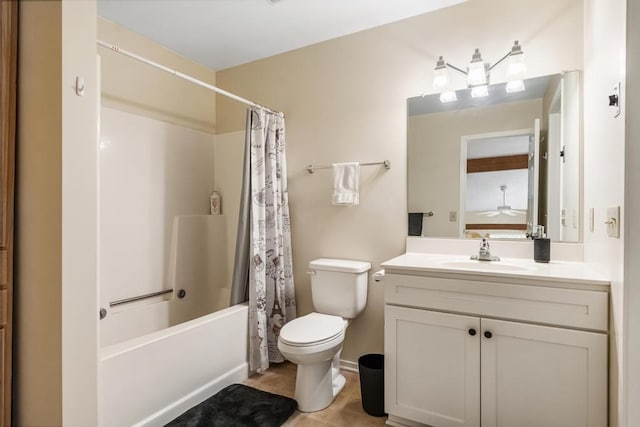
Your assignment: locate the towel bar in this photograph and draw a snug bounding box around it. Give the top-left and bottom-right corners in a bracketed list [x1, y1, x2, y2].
[306, 160, 391, 174]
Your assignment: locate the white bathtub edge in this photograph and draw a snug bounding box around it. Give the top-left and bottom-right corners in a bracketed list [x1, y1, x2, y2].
[101, 303, 248, 359]
[133, 362, 249, 427]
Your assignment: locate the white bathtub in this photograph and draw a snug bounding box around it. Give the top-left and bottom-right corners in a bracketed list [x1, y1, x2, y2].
[100, 303, 249, 427]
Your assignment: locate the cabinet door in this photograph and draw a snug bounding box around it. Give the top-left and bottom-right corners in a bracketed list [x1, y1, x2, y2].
[480, 318, 607, 427]
[385, 305, 480, 427]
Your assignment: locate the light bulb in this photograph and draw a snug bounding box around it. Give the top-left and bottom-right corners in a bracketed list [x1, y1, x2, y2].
[471, 85, 489, 98]
[506, 79, 525, 93]
[439, 90, 457, 103]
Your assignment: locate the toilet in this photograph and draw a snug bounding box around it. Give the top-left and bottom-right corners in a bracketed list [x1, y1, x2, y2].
[278, 258, 371, 412]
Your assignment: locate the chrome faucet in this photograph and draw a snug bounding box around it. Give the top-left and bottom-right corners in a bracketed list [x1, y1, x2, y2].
[471, 238, 500, 261]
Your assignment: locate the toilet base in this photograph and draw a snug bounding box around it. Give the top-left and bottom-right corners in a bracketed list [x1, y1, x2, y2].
[294, 353, 346, 412]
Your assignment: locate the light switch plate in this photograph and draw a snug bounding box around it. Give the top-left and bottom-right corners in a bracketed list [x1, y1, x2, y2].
[449, 211, 457, 222]
[606, 206, 620, 238]
[611, 82, 621, 118]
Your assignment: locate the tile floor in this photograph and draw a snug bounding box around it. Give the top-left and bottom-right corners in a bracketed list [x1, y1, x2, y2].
[246, 362, 388, 426]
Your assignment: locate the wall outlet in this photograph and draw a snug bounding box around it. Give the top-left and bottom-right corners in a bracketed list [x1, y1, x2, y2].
[606, 206, 620, 238]
[449, 211, 457, 222]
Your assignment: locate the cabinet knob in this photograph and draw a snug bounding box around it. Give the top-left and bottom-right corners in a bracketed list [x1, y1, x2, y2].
[484, 331, 493, 339]
[468, 328, 476, 336]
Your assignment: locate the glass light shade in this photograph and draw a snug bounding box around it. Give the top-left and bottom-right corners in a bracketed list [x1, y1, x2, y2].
[439, 90, 457, 103]
[471, 85, 489, 98]
[433, 67, 450, 90]
[467, 61, 487, 86]
[507, 53, 526, 79]
[467, 48, 487, 86]
[506, 79, 526, 93]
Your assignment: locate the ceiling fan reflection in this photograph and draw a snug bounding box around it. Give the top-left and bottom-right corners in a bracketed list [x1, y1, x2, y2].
[478, 185, 526, 217]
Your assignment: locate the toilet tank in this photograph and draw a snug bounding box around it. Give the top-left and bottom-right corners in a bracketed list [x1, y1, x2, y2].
[309, 258, 371, 319]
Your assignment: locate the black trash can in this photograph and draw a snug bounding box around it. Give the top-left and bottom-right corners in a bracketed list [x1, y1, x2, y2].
[358, 353, 385, 417]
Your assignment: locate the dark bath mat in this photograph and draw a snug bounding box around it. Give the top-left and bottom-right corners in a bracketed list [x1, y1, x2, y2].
[164, 383, 297, 427]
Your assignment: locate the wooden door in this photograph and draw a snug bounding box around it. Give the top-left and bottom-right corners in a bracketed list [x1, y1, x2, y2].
[0, 1, 17, 424]
[385, 305, 480, 427]
[480, 318, 607, 427]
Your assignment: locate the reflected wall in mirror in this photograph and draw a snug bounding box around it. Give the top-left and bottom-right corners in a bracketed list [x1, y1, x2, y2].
[407, 71, 581, 242]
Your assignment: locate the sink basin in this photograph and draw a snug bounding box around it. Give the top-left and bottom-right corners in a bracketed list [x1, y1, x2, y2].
[437, 260, 533, 272]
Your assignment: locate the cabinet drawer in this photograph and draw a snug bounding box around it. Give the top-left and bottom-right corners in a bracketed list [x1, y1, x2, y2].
[385, 273, 608, 331]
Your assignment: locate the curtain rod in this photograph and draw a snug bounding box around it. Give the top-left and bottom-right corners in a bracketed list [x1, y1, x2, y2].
[97, 40, 281, 116]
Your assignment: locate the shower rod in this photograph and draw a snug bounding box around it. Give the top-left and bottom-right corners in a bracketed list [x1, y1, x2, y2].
[97, 40, 281, 116]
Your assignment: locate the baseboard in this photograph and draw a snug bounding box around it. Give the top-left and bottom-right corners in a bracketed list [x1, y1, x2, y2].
[386, 414, 428, 427]
[133, 363, 249, 427]
[340, 359, 359, 373]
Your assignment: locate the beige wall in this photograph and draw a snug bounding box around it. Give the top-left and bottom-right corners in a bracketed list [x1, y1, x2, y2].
[16, 1, 63, 424]
[98, 17, 216, 133]
[408, 99, 542, 237]
[216, 0, 584, 362]
[582, 1, 627, 426]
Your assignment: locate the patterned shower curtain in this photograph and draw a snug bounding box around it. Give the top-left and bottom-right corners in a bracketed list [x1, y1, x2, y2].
[247, 108, 296, 372]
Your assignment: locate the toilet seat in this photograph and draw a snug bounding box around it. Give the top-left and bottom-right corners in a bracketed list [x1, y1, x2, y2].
[279, 312, 346, 347]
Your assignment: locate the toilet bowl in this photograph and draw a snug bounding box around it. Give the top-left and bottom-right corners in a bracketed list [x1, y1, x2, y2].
[278, 312, 347, 412]
[277, 258, 370, 412]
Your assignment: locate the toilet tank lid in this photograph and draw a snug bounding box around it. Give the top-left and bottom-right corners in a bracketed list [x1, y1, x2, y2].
[309, 258, 371, 273]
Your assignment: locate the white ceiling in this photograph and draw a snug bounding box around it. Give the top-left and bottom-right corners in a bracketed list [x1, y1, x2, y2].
[97, 0, 465, 71]
[467, 134, 530, 159]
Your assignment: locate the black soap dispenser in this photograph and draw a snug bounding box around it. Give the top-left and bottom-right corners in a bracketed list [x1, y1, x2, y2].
[528, 225, 550, 263]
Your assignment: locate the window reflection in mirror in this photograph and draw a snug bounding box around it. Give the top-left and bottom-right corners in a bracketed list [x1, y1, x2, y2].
[407, 71, 581, 242]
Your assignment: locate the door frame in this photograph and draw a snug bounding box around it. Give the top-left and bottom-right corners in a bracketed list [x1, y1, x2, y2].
[459, 128, 532, 238]
[0, 1, 17, 424]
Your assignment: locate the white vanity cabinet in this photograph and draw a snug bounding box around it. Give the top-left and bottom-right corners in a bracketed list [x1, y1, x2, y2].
[382, 268, 609, 427]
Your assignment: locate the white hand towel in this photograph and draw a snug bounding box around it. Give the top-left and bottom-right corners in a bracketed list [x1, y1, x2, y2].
[332, 162, 360, 206]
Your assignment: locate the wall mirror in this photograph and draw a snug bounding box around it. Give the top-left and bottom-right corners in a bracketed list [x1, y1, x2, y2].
[407, 71, 581, 242]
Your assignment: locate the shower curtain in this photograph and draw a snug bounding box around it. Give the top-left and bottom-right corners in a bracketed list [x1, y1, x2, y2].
[231, 108, 296, 372]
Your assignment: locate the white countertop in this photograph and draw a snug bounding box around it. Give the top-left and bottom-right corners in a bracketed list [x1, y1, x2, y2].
[381, 253, 610, 287]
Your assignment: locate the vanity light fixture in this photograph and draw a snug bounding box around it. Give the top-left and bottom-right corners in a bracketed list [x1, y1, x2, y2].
[433, 41, 526, 101]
